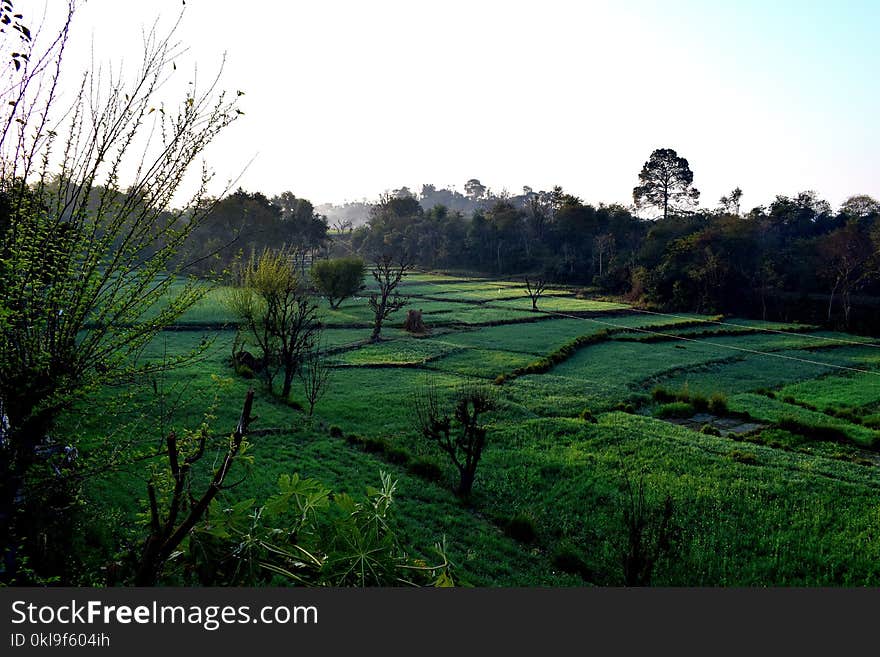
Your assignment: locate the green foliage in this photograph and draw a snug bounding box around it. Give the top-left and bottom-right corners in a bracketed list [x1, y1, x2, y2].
[310, 257, 366, 309]
[729, 450, 759, 465]
[655, 402, 695, 418]
[504, 330, 611, 381]
[47, 272, 880, 587]
[0, 8, 241, 581]
[580, 408, 598, 423]
[190, 471, 452, 587]
[729, 393, 878, 448]
[227, 249, 321, 398]
[651, 386, 676, 403]
[708, 392, 729, 415]
[775, 417, 851, 445]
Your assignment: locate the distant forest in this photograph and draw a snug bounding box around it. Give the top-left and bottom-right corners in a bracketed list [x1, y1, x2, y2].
[182, 152, 880, 333]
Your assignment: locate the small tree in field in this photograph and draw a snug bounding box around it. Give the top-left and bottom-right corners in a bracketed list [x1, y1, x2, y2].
[368, 254, 414, 342]
[414, 381, 494, 498]
[299, 346, 332, 417]
[523, 276, 547, 310]
[310, 256, 365, 309]
[227, 249, 321, 400]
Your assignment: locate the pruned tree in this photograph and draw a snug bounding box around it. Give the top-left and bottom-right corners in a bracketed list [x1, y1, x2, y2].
[227, 248, 321, 400]
[0, 3, 240, 580]
[136, 388, 255, 586]
[414, 381, 494, 498]
[299, 346, 332, 417]
[310, 256, 365, 309]
[523, 276, 547, 310]
[368, 254, 414, 342]
[632, 148, 700, 220]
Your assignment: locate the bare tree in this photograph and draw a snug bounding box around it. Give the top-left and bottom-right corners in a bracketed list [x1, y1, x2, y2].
[414, 381, 494, 498]
[136, 388, 255, 586]
[523, 276, 548, 311]
[593, 233, 615, 278]
[369, 254, 414, 342]
[299, 346, 332, 417]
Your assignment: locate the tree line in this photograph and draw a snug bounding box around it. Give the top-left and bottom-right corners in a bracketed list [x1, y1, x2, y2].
[341, 151, 880, 332]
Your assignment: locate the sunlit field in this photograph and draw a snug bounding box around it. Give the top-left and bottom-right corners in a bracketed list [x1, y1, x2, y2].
[69, 272, 880, 586]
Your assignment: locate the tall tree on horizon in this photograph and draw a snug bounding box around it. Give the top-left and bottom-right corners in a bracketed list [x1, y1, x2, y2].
[632, 148, 700, 220]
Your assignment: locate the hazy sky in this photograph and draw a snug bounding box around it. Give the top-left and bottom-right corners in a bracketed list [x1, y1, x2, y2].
[39, 0, 880, 210]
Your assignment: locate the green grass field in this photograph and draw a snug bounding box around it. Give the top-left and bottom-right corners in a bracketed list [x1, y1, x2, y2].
[67, 271, 880, 586]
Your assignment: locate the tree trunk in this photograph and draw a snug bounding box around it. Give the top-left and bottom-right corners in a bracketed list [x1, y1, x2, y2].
[370, 301, 385, 342]
[457, 469, 474, 498]
[827, 279, 840, 322]
[281, 365, 295, 399]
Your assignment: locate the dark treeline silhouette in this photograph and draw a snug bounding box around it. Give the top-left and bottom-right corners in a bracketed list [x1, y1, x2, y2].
[183, 188, 330, 275]
[340, 180, 880, 332]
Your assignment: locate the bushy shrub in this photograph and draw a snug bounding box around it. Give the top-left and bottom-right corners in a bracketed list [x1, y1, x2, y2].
[651, 386, 676, 403]
[708, 392, 728, 415]
[690, 393, 709, 412]
[700, 424, 721, 436]
[310, 257, 365, 309]
[656, 402, 694, 419]
[729, 450, 758, 465]
[756, 428, 808, 449]
[505, 512, 538, 544]
[776, 417, 848, 444]
[580, 408, 598, 423]
[329, 425, 344, 438]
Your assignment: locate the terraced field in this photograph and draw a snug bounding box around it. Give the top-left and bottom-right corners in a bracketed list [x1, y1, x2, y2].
[73, 272, 880, 585]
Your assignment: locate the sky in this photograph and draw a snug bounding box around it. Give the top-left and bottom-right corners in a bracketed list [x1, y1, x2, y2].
[33, 0, 880, 211]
